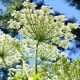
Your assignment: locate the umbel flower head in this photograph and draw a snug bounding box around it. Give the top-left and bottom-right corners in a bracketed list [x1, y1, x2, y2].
[8, 1, 79, 79]
[0, 33, 26, 67]
[8, 0, 78, 59]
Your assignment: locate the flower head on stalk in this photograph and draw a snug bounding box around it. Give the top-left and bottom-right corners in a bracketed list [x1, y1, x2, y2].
[0, 33, 26, 67]
[8, 0, 78, 79]
[8, 0, 78, 49]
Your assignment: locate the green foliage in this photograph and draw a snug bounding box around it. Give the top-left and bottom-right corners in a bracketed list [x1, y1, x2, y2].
[52, 55, 80, 80]
[32, 74, 40, 80]
[9, 68, 28, 80]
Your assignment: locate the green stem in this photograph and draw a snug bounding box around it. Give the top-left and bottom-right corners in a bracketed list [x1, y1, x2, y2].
[1, 57, 8, 70]
[35, 41, 39, 74]
[21, 59, 28, 80]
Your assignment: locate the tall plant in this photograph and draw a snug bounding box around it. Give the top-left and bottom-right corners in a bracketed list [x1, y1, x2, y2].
[8, 0, 78, 79]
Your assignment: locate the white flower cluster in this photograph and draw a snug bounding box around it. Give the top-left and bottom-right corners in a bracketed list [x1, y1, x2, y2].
[23, 1, 36, 10]
[8, 19, 20, 29]
[40, 5, 52, 14]
[38, 43, 60, 61]
[0, 33, 26, 67]
[8, 1, 78, 49]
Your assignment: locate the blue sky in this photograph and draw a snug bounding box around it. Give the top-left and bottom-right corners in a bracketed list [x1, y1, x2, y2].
[44, 0, 80, 23]
[0, 1, 6, 11]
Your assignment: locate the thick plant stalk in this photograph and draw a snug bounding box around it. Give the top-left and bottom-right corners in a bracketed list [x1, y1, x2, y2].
[35, 41, 39, 74]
